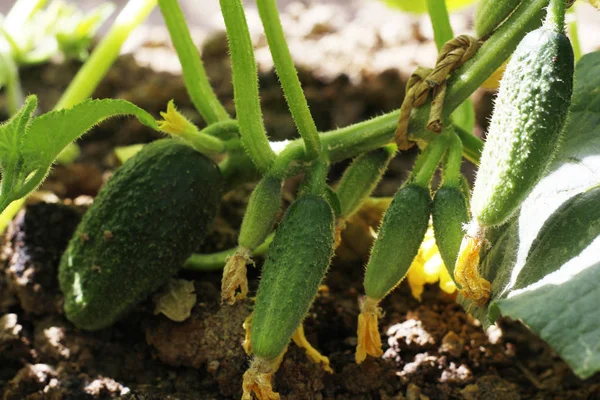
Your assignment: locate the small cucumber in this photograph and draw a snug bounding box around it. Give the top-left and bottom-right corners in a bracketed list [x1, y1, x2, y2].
[432, 186, 469, 277]
[238, 175, 283, 251]
[471, 22, 574, 227]
[475, 0, 523, 38]
[335, 145, 396, 220]
[251, 194, 335, 360]
[59, 139, 223, 330]
[364, 183, 431, 300]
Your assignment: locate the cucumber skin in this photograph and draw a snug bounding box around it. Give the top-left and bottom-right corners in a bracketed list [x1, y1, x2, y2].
[475, 0, 523, 38]
[251, 194, 335, 360]
[471, 28, 574, 227]
[432, 186, 469, 277]
[59, 139, 223, 330]
[364, 184, 431, 300]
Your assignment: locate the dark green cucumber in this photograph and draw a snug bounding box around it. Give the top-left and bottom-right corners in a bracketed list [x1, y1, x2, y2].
[251, 194, 335, 360]
[475, 0, 523, 38]
[364, 183, 431, 300]
[59, 139, 222, 330]
[471, 23, 574, 227]
[514, 186, 600, 290]
[432, 186, 469, 277]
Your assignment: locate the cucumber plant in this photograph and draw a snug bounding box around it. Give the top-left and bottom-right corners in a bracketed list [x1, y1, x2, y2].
[1, 0, 599, 396]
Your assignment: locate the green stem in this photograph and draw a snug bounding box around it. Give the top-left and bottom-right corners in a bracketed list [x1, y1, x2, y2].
[442, 128, 463, 187]
[412, 134, 449, 187]
[219, 0, 276, 173]
[545, 0, 566, 33]
[426, 0, 453, 50]
[158, 0, 229, 124]
[184, 233, 274, 271]
[408, 0, 549, 136]
[426, 0, 475, 136]
[54, 0, 157, 164]
[256, 0, 321, 160]
[567, 8, 581, 61]
[202, 119, 240, 140]
[55, 0, 157, 110]
[454, 125, 483, 164]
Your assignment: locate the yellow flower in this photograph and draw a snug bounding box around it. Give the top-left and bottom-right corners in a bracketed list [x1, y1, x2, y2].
[157, 99, 198, 137]
[407, 223, 457, 301]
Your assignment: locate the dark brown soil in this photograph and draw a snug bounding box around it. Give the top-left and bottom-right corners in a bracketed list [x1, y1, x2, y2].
[1, 12, 599, 400]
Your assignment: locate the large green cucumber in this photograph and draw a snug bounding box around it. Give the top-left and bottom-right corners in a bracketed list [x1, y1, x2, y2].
[251, 194, 335, 360]
[432, 186, 469, 277]
[471, 25, 574, 227]
[59, 139, 223, 330]
[364, 183, 431, 300]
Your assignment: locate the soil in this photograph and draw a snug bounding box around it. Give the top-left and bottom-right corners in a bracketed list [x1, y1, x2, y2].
[1, 4, 600, 399]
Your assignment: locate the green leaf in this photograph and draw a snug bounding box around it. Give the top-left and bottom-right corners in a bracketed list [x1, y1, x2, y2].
[382, 0, 477, 14]
[21, 98, 157, 171]
[0, 98, 159, 213]
[461, 51, 600, 379]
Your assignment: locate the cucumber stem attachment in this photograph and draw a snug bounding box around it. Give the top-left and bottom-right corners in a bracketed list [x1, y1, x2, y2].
[412, 134, 449, 188]
[441, 128, 463, 187]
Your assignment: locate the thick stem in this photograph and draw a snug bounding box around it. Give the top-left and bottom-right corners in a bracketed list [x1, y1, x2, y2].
[256, 0, 321, 160]
[158, 0, 229, 124]
[219, 0, 276, 173]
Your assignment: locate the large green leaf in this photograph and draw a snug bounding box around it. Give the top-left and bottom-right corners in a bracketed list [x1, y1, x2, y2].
[461, 51, 600, 379]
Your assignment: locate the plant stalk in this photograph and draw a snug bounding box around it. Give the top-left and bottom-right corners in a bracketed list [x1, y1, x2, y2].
[158, 0, 230, 124]
[256, 0, 321, 161]
[219, 0, 276, 174]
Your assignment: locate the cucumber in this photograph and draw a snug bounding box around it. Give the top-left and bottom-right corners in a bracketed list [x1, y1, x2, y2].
[471, 21, 574, 227]
[475, 0, 523, 38]
[335, 145, 396, 220]
[432, 186, 469, 277]
[59, 139, 223, 330]
[251, 194, 335, 360]
[364, 183, 431, 300]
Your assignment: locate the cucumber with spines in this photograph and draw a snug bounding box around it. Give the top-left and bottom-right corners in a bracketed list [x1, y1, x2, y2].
[433, 186, 469, 277]
[363, 183, 432, 300]
[250, 194, 335, 360]
[59, 139, 223, 330]
[471, 12, 574, 227]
